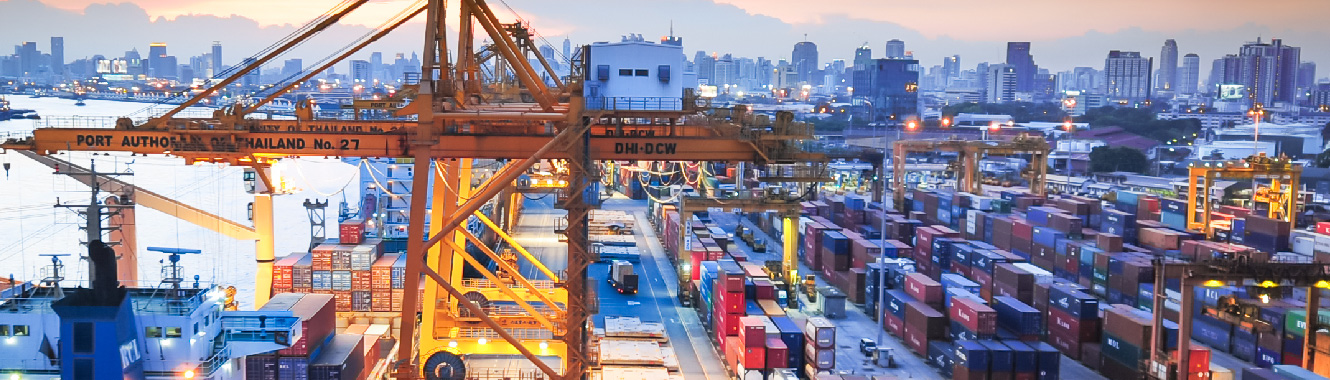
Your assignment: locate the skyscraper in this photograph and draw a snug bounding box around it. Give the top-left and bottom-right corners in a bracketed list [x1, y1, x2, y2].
[942, 55, 961, 79]
[1178, 54, 1200, 95]
[562, 38, 571, 63]
[1157, 39, 1178, 92]
[282, 59, 303, 78]
[851, 58, 919, 123]
[1005, 42, 1036, 92]
[1103, 50, 1153, 105]
[1223, 38, 1302, 106]
[853, 45, 872, 68]
[18, 42, 37, 75]
[1297, 62, 1317, 96]
[241, 58, 259, 88]
[791, 41, 818, 84]
[50, 37, 64, 77]
[985, 64, 1017, 103]
[695, 53, 716, 84]
[350, 60, 371, 83]
[885, 39, 906, 59]
[211, 41, 223, 78]
[370, 52, 383, 82]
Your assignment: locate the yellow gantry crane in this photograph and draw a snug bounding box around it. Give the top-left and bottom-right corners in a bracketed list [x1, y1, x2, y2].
[0, 0, 825, 378]
[1186, 153, 1302, 238]
[891, 133, 1050, 207]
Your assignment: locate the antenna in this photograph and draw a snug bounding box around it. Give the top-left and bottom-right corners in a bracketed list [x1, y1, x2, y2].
[670, 20, 674, 38]
[38, 253, 70, 298]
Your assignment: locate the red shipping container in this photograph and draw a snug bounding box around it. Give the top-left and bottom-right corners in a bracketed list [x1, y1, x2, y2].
[339, 218, 365, 244]
[1047, 307, 1099, 342]
[949, 297, 998, 335]
[1172, 347, 1211, 373]
[1013, 219, 1033, 240]
[739, 316, 767, 347]
[905, 273, 944, 306]
[1047, 327, 1083, 359]
[352, 270, 372, 290]
[903, 319, 929, 356]
[950, 261, 971, 277]
[714, 305, 740, 336]
[718, 289, 746, 314]
[972, 270, 994, 301]
[719, 270, 745, 293]
[1314, 222, 1330, 235]
[765, 338, 788, 369]
[753, 279, 776, 300]
[1016, 372, 1036, 380]
[884, 313, 905, 337]
[743, 345, 767, 369]
[954, 365, 988, 380]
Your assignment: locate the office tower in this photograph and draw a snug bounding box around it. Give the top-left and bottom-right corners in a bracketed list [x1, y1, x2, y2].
[241, 58, 259, 88]
[123, 48, 143, 76]
[178, 65, 194, 82]
[985, 64, 1017, 103]
[211, 41, 223, 78]
[1005, 42, 1036, 92]
[282, 59, 303, 78]
[792, 41, 818, 84]
[695, 53, 716, 84]
[146, 42, 168, 78]
[1103, 50, 1153, 104]
[562, 38, 571, 62]
[851, 58, 919, 122]
[1215, 38, 1301, 105]
[1178, 54, 1200, 95]
[370, 52, 383, 82]
[18, 42, 38, 75]
[714, 54, 735, 87]
[1297, 62, 1317, 96]
[885, 39, 906, 59]
[943, 55, 961, 79]
[853, 45, 872, 68]
[1157, 39, 1178, 92]
[50, 37, 63, 77]
[350, 60, 371, 83]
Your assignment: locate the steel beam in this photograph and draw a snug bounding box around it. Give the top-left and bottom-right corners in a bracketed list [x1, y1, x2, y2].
[438, 236, 561, 333]
[456, 228, 566, 314]
[470, 211, 562, 282]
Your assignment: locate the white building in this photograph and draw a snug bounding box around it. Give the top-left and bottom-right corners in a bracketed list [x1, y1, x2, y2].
[584, 34, 687, 111]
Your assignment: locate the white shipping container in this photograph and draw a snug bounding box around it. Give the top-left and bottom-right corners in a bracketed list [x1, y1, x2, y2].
[1293, 236, 1316, 256]
[1012, 262, 1056, 284]
[1315, 235, 1330, 255]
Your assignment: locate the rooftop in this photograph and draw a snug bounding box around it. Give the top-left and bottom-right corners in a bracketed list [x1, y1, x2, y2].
[1072, 126, 1160, 152]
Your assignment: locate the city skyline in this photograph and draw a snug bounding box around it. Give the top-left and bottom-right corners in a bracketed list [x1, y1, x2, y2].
[2, 0, 1328, 78]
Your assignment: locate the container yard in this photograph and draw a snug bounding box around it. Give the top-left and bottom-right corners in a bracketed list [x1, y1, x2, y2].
[3, 0, 1330, 379]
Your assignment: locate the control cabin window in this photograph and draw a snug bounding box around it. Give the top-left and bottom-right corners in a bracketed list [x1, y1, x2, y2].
[618, 69, 633, 76]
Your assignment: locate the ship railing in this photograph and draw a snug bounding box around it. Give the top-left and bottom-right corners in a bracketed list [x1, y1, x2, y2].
[0, 358, 60, 374]
[196, 345, 233, 376]
[455, 327, 554, 340]
[462, 279, 559, 289]
[465, 368, 551, 380]
[585, 96, 683, 111]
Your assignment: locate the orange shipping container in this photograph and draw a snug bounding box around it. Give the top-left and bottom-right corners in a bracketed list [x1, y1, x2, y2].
[352, 270, 373, 290]
[333, 290, 353, 312]
[371, 254, 397, 289]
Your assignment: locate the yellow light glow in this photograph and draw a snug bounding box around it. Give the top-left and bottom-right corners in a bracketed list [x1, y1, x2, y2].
[1259, 294, 1271, 304]
[1316, 280, 1330, 289]
[1258, 280, 1278, 288]
[1203, 280, 1224, 287]
[478, 338, 488, 345]
[183, 369, 196, 379]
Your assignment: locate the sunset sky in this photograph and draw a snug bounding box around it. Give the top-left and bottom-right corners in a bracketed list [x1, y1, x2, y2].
[4, 0, 1329, 75]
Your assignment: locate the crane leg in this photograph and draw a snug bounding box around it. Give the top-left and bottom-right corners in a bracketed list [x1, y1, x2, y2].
[253, 194, 275, 308]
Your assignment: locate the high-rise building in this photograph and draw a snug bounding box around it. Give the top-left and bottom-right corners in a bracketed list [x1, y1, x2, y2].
[1214, 38, 1302, 106]
[791, 41, 818, 84]
[714, 54, 735, 87]
[241, 58, 259, 88]
[1103, 50, 1153, 105]
[50, 37, 64, 77]
[943, 55, 961, 79]
[1297, 62, 1317, 96]
[147, 42, 169, 78]
[562, 38, 571, 63]
[1157, 39, 1178, 93]
[282, 59, 303, 78]
[211, 41, 223, 78]
[985, 64, 1017, 103]
[370, 52, 383, 82]
[853, 45, 872, 68]
[885, 39, 906, 59]
[123, 48, 143, 76]
[1005, 42, 1036, 92]
[18, 42, 38, 75]
[695, 53, 716, 84]
[1178, 54, 1200, 95]
[350, 60, 371, 83]
[851, 58, 919, 123]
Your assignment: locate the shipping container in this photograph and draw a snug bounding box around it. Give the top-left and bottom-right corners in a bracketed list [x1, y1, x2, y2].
[308, 334, 365, 380]
[804, 317, 836, 348]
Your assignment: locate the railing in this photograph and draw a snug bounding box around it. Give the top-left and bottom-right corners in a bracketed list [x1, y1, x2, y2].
[463, 279, 559, 289]
[585, 97, 682, 111]
[455, 327, 555, 340]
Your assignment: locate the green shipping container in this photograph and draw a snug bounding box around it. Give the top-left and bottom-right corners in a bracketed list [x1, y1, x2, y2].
[1102, 333, 1143, 367]
[1284, 309, 1330, 337]
[1093, 269, 1109, 284]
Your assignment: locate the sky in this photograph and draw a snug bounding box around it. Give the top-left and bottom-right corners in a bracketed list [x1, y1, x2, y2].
[3, 0, 1329, 78]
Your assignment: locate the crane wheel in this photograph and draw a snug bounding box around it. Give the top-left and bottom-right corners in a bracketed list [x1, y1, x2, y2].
[423, 351, 466, 380]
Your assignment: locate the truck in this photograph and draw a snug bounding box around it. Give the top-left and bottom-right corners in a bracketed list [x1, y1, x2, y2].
[609, 260, 638, 295]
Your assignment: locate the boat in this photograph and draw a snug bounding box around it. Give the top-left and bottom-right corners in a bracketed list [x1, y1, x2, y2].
[75, 99, 86, 107]
[0, 96, 38, 121]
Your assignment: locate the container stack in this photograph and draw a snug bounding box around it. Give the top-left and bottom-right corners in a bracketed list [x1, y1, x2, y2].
[803, 317, 836, 377]
[273, 236, 396, 313]
[246, 294, 373, 380]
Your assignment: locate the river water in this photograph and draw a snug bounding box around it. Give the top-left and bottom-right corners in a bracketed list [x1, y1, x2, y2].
[0, 95, 361, 309]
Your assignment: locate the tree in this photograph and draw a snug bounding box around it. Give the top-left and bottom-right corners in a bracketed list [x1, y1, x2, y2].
[1089, 146, 1150, 173]
[1076, 106, 1200, 143]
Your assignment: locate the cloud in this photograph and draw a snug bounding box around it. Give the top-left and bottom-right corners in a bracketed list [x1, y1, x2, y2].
[2, 0, 1327, 78]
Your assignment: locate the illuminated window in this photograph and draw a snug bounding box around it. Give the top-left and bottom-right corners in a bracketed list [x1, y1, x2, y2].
[166, 327, 182, 338]
[146, 326, 162, 338]
[12, 325, 28, 336]
[0, 325, 7, 336]
[618, 69, 632, 76]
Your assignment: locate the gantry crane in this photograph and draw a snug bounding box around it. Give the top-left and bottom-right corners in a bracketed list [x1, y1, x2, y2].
[891, 133, 1050, 207]
[1186, 153, 1302, 238]
[0, 0, 824, 378]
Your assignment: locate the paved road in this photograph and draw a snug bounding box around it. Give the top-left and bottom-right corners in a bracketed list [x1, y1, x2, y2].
[508, 194, 727, 379]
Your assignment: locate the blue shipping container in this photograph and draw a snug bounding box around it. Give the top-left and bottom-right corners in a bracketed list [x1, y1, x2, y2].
[927, 341, 957, 378]
[983, 340, 1014, 372]
[954, 341, 992, 371]
[1193, 314, 1233, 353]
[885, 289, 914, 318]
[941, 274, 981, 294]
[993, 296, 1042, 335]
[1005, 341, 1038, 373]
[1232, 328, 1257, 362]
[1048, 285, 1100, 319]
[1035, 342, 1061, 380]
